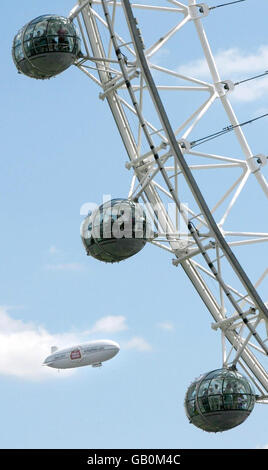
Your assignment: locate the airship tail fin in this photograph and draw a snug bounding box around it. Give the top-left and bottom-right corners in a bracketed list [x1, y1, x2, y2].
[51, 346, 58, 354]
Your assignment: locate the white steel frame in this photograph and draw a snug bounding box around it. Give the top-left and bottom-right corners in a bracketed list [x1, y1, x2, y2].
[69, 0, 268, 401]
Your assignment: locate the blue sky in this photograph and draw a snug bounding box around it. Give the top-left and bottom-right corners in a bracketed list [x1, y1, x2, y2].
[2, 0, 268, 449]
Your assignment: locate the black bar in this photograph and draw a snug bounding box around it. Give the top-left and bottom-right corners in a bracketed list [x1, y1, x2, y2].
[0, 449, 267, 466]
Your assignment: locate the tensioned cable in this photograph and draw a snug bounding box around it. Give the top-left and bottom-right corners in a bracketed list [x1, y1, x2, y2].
[190, 113, 268, 148]
[209, 0, 246, 10]
[234, 70, 268, 86]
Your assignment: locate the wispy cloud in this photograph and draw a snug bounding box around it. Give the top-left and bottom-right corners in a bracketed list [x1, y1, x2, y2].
[231, 78, 268, 103]
[123, 336, 152, 352]
[88, 315, 128, 334]
[156, 322, 174, 331]
[177, 45, 268, 103]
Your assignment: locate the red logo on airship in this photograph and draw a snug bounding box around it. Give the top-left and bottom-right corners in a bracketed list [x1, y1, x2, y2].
[70, 349, 81, 360]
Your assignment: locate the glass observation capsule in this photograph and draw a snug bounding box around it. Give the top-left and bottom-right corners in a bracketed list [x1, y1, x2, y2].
[185, 368, 256, 433]
[12, 15, 82, 79]
[81, 199, 153, 263]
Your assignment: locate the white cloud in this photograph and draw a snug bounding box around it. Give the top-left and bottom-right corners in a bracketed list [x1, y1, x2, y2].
[0, 309, 128, 381]
[231, 77, 268, 103]
[157, 322, 174, 331]
[177, 45, 268, 102]
[178, 45, 268, 79]
[88, 315, 128, 334]
[123, 336, 152, 352]
[0, 307, 79, 381]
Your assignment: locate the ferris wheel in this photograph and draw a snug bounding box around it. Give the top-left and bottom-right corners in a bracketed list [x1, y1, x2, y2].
[12, 0, 268, 432]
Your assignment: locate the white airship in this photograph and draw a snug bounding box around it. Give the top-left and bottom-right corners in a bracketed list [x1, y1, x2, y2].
[43, 339, 120, 369]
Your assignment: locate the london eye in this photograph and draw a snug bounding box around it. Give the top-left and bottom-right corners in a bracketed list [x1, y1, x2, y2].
[12, 0, 268, 434]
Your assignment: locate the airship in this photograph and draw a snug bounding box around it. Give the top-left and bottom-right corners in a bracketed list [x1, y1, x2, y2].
[43, 339, 120, 369]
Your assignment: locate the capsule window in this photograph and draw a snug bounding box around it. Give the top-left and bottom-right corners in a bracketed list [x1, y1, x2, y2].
[14, 45, 24, 62]
[24, 24, 36, 41]
[197, 379, 210, 397]
[47, 36, 58, 51]
[30, 15, 52, 24]
[186, 383, 196, 401]
[223, 393, 233, 410]
[223, 378, 235, 393]
[14, 31, 22, 47]
[47, 20, 70, 37]
[208, 395, 223, 411]
[24, 40, 34, 57]
[236, 379, 250, 394]
[208, 378, 222, 395]
[33, 37, 48, 54]
[205, 369, 230, 380]
[238, 394, 250, 410]
[248, 394, 256, 411]
[242, 379, 251, 394]
[187, 400, 197, 418]
[198, 397, 209, 413]
[65, 37, 74, 53]
[33, 21, 48, 38]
